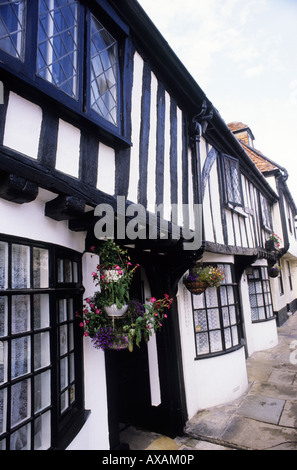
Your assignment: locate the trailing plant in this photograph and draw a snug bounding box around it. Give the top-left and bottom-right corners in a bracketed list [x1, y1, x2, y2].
[269, 233, 282, 247]
[90, 240, 139, 309]
[184, 264, 226, 288]
[78, 240, 173, 351]
[77, 295, 173, 352]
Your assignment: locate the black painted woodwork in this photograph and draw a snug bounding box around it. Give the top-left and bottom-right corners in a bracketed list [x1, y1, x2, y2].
[0, 171, 38, 204]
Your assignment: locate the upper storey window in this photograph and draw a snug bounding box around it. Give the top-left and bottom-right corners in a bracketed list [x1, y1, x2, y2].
[0, 1, 127, 140]
[223, 155, 243, 206]
[0, 0, 25, 60]
[37, 0, 79, 99]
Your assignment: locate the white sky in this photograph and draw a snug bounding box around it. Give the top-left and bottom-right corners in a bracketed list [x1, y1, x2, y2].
[137, 0, 297, 203]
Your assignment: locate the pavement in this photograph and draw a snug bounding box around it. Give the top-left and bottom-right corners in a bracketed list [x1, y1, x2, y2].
[121, 313, 297, 450]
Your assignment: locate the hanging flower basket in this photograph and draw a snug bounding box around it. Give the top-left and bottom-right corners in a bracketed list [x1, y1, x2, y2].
[183, 264, 226, 295]
[103, 303, 128, 318]
[268, 265, 281, 278]
[184, 280, 208, 295]
[77, 240, 173, 352]
[266, 234, 281, 251]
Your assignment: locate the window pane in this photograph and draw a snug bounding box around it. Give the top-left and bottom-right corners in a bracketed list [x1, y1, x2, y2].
[34, 371, 51, 413]
[224, 327, 232, 349]
[194, 310, 207, 332]
[0, 387, 7, 435]
[0, 242, 8, 289]
[196, 332, 209, 355]
[11, 379, 31, 427]
[207, 309, 220, 330]
[37, 0, 79, 98]
[34, 332, 50, 371]
[33, 294, 50, 330]
[0, 0, 25, 59]
[11, 295, 30, 334]
[60, 356, 68, 390]
[209, 330, 222, 352]
[59, 324, 68, 356]
[90, 14, 118, 126]
[11, 336, 30, 379]
[205, 288, 218, 307]
[0, 297, 8, 337]
[10, 423, 31, 450]
[34, 411, 51, 450]
[33, 248, 49, 288]
[0, 340, 7, 384]
[11, 244, 30, 288]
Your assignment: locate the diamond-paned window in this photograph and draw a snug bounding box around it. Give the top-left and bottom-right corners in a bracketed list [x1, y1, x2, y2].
[37, 0, 79, 99]
[0, 0, 26, 59]
[90, 14, 118, 126]
[224, 156, 243, 206]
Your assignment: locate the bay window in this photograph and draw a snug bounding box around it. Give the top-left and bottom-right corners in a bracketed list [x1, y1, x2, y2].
[0, 237, 84, 450]
[192, 264, 242, 358]
[247, 266, 274, 322]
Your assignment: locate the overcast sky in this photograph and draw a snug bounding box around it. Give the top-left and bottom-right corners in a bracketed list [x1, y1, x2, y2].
[137, 0, 297, 202]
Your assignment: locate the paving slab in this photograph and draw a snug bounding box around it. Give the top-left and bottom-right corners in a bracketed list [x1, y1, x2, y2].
[221, 416, 297, 450]
[250, 381, 297, 401]
[236, 394, 285, 425]
[279, 401, 297, 428]
[268, 369, 296, 385]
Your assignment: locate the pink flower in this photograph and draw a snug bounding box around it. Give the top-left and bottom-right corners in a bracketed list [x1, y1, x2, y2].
[90, 246, 95, 252]
[92, 272, 96, 277]
[127, 262, 132, 266]
[150, 297, 157, 303]
[164, 314, 167, 318]
[79, 322, 84, 328]
[84, 332, 89, 337]
[90, 303, 94, 308]
[95, 308, 100, 314]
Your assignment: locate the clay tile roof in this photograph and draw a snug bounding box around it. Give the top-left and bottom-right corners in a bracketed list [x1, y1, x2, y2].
[240, 142, 277, 173]
[227, 121, 249, 132]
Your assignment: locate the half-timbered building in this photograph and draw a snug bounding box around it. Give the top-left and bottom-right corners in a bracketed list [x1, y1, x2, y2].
[0, 0, 296, 450]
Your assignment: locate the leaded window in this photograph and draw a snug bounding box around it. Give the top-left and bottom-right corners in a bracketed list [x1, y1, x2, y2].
[248, 266, 274, 321]
[0, 238, 83, 450]
[0, 0, 26, 60]
[90, 14, 118, 126]
[260, 194, 272, 231]
[192, 264, 242, 358]
[37, 0, 79, 99]
[223, 156, 243, 206]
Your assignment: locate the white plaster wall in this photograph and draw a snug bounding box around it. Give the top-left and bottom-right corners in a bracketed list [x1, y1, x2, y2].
[0, 188, 85, 252]
[3, 92, 42, 159]
[67, 252, 110, 450]
[163, 91, 171, 221]
[97, 143, 115, 195]
[128, 52, 143, 203]
[55, 119, 81, 178]
[177, 280, 248, 418]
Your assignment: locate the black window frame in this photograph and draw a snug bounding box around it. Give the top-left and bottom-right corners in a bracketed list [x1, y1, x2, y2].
[0, 234, 86, 450]
[247, 266, 274, 323]
[222, 154, 244, 207]
[259, 193, 272, 231]
[0, 0, 130, 146]
[192, 264, 243, 360]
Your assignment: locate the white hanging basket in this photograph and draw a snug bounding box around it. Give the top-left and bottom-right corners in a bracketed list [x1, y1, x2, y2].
[103, 304, 128, 318]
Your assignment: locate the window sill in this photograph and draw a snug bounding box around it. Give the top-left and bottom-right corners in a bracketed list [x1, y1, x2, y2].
[0, 66, 132, 151]
[53, 409, 91, 450]
[225, 203, 248, 218]
[194, 343, 244, 361]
